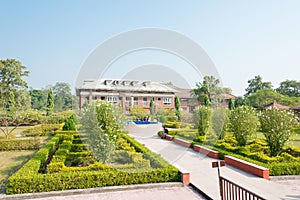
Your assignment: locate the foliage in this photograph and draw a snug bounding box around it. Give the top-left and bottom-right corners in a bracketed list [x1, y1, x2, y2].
[211, 108, 229, 139]
[245, 89, 300, 109]
[259, 109, 298, 156]
[197, 106, 212, 136]
[192, 76, 223, 107]
[19, 109, 44, 125]
[229, 106, 260, 146]
[0, 59, 29, 108]
[234, 96, 245, 107]
[276, 79, 300, 97]
[0, 138, 40, 151]
[15, 90, 31, 111]
[29, 89, 46, 110]
[130, 106, 148, 120]
[46, 88, 54, 116]
[244, 75, 272, 97]
[53, 82, 75, 112]
[203, 94, 210, 107]
[46, 110, 75, 124]
[163, 121, 180, 129]
[156, 107, 177, 122]
[228, 98, 235, 110]
[62, 115, 76, 131]
[174, 96, 181, 121]
[149, 99, 155, 115]
[22, 124, 63, 136]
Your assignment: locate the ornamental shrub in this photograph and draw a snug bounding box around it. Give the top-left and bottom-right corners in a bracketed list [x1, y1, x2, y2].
[259, 108, 298, 156]
[229, 106, 260, 146]
[197, 106, 212, 136]
[0, 137, 41, 151]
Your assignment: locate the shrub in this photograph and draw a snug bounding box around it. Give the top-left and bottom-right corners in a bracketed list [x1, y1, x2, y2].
[45, 110, 75, 124]
[197, 106, 212, 136]
[0, 137, 41, 151]
[176, 131, 196, 141]
[259, 109, 298, 156]
[23, 124, 63, 136]
[164, 121, 180, 129]
[211, 108, 229, 139]
[229, 106, 260, 146]
[193, 136, 206, 145]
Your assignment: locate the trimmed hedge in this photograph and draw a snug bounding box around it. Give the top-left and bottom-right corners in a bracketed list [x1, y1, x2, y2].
[6, 166, 180, 194]
[0, 138, 41, 151]
[163, 122, 180, 129]
[22, 124, 63, 136]
[7, 132, 180, 194]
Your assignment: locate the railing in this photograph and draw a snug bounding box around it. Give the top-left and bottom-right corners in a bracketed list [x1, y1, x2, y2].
[220, 176, 266, 200]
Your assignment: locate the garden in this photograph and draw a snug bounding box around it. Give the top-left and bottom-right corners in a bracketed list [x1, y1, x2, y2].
[159, 106, 300, 176]
[2, 101, 180, 195]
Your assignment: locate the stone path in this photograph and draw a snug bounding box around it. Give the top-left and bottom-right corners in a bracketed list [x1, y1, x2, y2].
[126, 123, 300, 200]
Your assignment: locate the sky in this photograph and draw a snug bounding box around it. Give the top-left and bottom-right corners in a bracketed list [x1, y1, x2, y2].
[0, 0, 300, 96]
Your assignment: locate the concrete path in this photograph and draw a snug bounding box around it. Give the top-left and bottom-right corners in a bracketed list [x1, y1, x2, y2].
[126, 123, 300, 200]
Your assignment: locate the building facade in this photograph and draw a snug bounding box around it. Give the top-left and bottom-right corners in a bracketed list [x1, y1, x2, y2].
[76, 79, 176, 114]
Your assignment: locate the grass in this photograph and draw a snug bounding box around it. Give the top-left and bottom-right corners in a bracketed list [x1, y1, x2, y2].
[0, 150, 35, 182]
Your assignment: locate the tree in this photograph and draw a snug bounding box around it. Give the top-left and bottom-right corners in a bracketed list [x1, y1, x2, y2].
[276, 80, 300, 97]
[46, 88, 54, 116]
[229, 106, 260, 146]
[15, 90, 31, 111]
[234, 96, 245, 107]
[245, 89, 300, 109]
[204, 94, 211, 107]
[259, 109, 298, 157]
[193, 75, 232, 107]
[228, 98, 235, 110]
[0, 59, 29, 108]
[149, 99, 155, 115]
[80, 101, 115, 163]
[53, 82, 74, 111]
[197, 106, 212, 136]
[63, 115, 76, 131]
[0, 92, 17, 139]
[130, 106, 148, 120]
[212, 108, 229, 139]
[29, 89, 46, 110]
[175, 96, 181, 121]
[244, 75, 272, 97]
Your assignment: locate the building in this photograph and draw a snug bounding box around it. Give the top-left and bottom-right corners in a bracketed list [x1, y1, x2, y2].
[263, 102, 290, 110]
[76, 79, 176, 114]
[76, 79, 237, 114]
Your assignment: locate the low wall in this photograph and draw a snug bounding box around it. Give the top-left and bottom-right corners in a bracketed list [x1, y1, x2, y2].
[193, 145, 220, 159]
[165, 134, 174, 141]
[173, 138, 192, 148]
[224, 155, 270, 180]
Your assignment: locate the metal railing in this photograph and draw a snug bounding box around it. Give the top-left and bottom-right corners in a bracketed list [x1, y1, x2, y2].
[220, 176, 266, 200]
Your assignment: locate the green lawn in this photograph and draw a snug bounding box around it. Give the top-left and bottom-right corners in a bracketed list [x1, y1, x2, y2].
[0, 150, 35, 182]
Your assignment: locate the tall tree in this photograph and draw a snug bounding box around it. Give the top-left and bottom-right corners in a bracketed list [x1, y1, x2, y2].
[53, 82, 74, 111]
[149, 99, 155, 115]
[46, 88, 54, 116]
[0, 92, 17, 139]
[192, 76, 224, 107]
[228, 98, 235, 110]
[15, 90, 31, 111]
[276, 80, 300, 97]
[0, 59, 29, 107]
[29, 89, 46, 110]
[244, 75, 272, 97]
[175, 96, 181, 121]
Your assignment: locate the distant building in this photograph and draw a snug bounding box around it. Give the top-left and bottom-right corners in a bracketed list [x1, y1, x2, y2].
[76, 79, 236, 114]
[263, 102, 290, 110]
[76, 79, 176, 114]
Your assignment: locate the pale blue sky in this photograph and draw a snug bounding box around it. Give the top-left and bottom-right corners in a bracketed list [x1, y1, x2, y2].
[0, 0, 300, 95]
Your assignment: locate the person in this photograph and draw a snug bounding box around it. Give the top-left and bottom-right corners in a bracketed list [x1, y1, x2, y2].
[161, 127, 168, 139]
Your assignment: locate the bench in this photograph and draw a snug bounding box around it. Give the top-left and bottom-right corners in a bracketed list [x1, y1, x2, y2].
[224, 155, 270, 180]
[193, 145, 220, 159]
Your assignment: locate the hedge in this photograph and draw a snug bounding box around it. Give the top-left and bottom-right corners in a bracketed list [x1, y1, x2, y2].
[22, 124, 63, 136]
[6, 167, 180, 194]
[6, 132, 180, 194]
[0, 138, 41, 151]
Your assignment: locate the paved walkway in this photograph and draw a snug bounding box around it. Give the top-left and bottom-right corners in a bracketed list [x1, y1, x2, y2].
[126, 123, 300, 200]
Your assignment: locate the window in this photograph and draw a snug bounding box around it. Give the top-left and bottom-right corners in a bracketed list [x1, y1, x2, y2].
[107, 96, 117, 103]
[142, 97, 148, 107]
[125, 97, 130, 107]
[163, 97, 172, 105]
[158, 97, 161, 101]
[101, 96, 105, 100]
[133, 97, 138, 106]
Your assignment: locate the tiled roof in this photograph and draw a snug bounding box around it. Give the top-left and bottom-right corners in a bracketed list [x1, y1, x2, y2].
[292, 105, 300, 110]
[263, 102, 290, 110]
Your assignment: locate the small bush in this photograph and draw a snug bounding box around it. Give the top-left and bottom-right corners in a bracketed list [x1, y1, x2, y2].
[0, 137, 41, 151]
[163, 122, 180, 129]
[23, 124, 63, 136]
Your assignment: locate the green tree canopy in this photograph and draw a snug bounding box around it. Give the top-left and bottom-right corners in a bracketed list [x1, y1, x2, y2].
[29, 89, 46, 110]
[53, 82, 74, 112]
[244, 75, 272, 97]
[276, 80, 300, 97]
[175, 96, 181, 121]
[0, 59, 29, 107]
